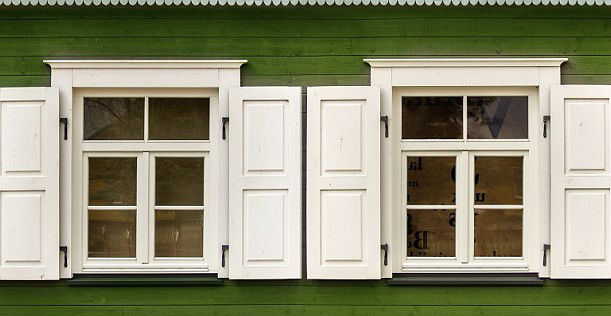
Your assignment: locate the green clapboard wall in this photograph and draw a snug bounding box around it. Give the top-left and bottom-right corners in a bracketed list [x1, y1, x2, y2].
[1, 5, 611, 316]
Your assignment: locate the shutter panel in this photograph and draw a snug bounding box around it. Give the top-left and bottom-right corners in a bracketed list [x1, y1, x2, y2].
[228, 87, 302, 279]
[551, 85, 611, 279]
[307, 86, 381, 279]
[0, 87, 59, 280]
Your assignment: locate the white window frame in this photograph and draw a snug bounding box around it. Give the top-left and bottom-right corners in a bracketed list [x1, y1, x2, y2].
[366, 58, 566, 278]
[397, 87, 537, 272]
[73, 88, 216, 273]
[46, 60, 246, 277]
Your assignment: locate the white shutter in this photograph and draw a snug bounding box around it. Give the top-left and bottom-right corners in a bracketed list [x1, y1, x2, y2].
[307, 86, 381, 279]
[551, 85, 611, 279]
[228, 87, 302, 279]
[0, 87, 59, 280]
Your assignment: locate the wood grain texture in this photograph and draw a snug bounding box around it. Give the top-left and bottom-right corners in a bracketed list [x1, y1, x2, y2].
[0, 5, 610, 314]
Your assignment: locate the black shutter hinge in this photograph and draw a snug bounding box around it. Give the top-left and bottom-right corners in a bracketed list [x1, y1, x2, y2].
[222, 117, 229, 140]
[221, 244, 229, 268]
[381, 243, 389, 266]
[59, 245, 68, 268]
[381, 115, 389, 138]
[543, 115, 551, 138]
[542, 244, 551, 267]
[59, 117, 68, 140]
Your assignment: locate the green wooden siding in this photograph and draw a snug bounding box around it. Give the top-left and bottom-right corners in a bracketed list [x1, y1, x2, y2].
[1, 5, 611, 316]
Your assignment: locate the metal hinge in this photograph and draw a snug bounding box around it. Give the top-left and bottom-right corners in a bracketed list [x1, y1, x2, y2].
[542, 244, 551, 267]
[222, 117, 229, 140]
[543, 115, 551, 138]
[59, 117, 68, 140]
[59, 246, 68, 268]
[381, 243, 389, 266]
[381, 115, 389, 138]
[221, 244, 229, 268]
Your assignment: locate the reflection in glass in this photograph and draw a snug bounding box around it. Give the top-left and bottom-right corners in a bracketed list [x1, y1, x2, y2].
[407, 157, 456, 205]
[402, 97, 463, 139]
[474, 156, 523, 205]
[149, 98, 210, 140]
[84, 98, 144, 140]
[467, 96, 528, 139]
[407, 209, 455, 257]
[474, 209, 523, 257]
[88, 210, 136, 258]
[89, 157, 137, 206]
[155, 210, 203, 257]
[155, 157, 204, 206]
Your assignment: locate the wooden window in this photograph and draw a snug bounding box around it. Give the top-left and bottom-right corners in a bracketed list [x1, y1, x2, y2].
[74, 89, 217, 272]
[396, 87, 537, 273]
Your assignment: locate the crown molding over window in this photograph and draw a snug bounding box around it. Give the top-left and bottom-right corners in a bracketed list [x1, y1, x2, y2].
[364, 58, 567, 68]
[45, 59, 247, 69]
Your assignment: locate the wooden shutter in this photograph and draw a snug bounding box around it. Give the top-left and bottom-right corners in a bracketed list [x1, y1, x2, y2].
[228, 87, 302, 279]
[0, 88, 59, 280]
[550, 85, 611, 279]
[307, 86, 381, 279]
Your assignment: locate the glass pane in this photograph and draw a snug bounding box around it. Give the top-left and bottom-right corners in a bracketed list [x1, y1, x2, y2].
[475, 209, 523, 257]
[155, 210, 203, 257]
[402, 97, 463, 139]
[149, 98, 210, 140]
[84, 98, 144, 140]
[407, 157, 456, 205]
[467, 96, 528, 139]
[89, 157, 137, 206]
[407, 209, 455, 257]
[474, 156, 523, 205]
[156, 157, 204, 206]
[88, 210, 136, 258]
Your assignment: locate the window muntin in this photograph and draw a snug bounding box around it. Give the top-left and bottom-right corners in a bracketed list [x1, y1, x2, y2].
[77, 90, 214, 271]
[398, 88, 534, 271]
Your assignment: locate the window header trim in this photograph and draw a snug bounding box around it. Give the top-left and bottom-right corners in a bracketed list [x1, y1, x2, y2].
[364, 58, 567, 68]
[45, 59, 248, 69]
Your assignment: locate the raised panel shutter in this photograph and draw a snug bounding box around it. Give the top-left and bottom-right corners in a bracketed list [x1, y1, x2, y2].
[551, 85, 611, 279]
[228, 87, 302, 279]
[0, 87, 59, 280]
[307, 86, 381, 279]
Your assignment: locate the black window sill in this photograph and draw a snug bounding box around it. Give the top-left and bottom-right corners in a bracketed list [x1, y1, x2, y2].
[388, 273, 543, 286]
[66, 274, 222, 286]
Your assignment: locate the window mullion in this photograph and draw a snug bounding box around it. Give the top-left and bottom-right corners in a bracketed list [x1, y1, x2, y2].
[457, 150, 470, 264]
[138, 152, 150, 264]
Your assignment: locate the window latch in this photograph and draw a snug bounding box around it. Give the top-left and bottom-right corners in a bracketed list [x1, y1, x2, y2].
[381, 115, 389, 138]
[222, 117, 229, 140]
[59, 245, 68, 268]
[381, 243, 389, 266]
[542, 244, 551, 267]
[59, 117, 68, 140]
[221, 244, 229, 268]
[543, 115, 550, 138]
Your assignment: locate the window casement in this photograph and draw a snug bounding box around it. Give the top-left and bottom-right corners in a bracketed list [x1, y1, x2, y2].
[395, 87, 538, 273]
[72, 88, 219, 272]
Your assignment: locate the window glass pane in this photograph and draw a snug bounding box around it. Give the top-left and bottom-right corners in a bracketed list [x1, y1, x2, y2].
[467, 96, 528, 139]
[155, 157, 204, 206]
[474, 209, 523, 257]
[89, 157, 137, 206]
[402, 97, 463, 139]
[155, 210, 203, 257]
[407, 157, 456, 205]
[88, 210, 136, 258]
[474, 156, 523, 205]
[407, 209, 455, 257]
[84, 98, 144, 140]
[149, 98, 210, 140]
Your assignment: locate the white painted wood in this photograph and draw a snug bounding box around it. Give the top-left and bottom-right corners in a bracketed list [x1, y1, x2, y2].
[0, 87, 59, 280]
[550, 85, 611, 279]
[364, 58, 567, 68]
[48, 61, 243, 277]
[307, 86, 381, 279]
[228, 87, 302, 279]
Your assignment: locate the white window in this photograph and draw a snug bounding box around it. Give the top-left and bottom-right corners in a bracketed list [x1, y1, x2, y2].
[395, 87, 538, 272]
[72, 88, 219, 272]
